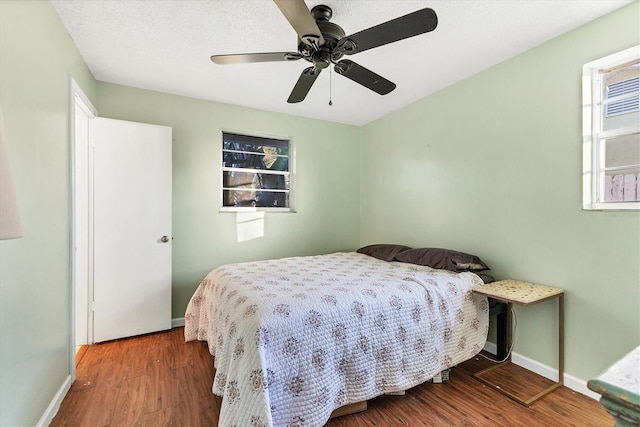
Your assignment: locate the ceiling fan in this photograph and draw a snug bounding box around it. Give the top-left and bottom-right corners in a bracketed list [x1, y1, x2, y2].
[211, 0, 438, 103]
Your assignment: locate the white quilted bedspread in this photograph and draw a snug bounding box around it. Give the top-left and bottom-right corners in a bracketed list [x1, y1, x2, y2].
[184, 252, 489, 427]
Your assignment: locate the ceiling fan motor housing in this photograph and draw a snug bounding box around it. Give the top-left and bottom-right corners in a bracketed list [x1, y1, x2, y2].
[298, 5, 347, 66]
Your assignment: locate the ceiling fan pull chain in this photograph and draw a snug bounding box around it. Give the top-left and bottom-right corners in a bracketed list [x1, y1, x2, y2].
[329, 67, 333, 106]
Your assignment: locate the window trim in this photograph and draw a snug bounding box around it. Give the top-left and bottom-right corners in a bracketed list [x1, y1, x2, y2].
[582, 45, 640, 211]
[219, 130, 295, 213]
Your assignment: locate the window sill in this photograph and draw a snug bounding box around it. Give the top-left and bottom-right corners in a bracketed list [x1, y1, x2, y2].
[219, 207, 296, 213]
[583, 202, 640, 211]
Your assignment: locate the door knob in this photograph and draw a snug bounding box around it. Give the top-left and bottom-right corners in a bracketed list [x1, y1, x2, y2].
[160, 235, 170, 243]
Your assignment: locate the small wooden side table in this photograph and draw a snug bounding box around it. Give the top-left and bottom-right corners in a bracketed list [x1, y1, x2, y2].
[472, 279, 564, 406]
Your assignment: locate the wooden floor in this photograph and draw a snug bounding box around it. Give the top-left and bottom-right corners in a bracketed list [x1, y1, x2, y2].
[51, 327, 613, 426]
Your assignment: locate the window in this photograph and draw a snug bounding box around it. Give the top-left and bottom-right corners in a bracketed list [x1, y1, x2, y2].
[583, 45, 640, 210]
[221, 132, 291, 211]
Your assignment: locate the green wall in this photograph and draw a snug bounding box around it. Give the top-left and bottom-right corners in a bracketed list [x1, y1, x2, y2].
[1, 2, 360, 425]
[359, 2, 640, 380]
[1, 0, 639, 425]
[0, 1, 97, 425]
[95, 83, 361, 317]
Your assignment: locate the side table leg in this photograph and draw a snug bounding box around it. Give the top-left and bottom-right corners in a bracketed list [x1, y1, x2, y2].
[496, 303, 507, 360]
[559, 294, 564, 385]
[507, 302, 512, 360]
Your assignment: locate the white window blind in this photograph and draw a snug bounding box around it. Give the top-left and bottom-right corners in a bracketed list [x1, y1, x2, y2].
[604, 76, 639, 117]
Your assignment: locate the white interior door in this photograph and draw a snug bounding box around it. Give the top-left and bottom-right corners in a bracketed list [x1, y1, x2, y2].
[93, 117, 172, 343]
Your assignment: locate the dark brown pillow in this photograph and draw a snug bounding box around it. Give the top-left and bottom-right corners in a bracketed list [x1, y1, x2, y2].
[357, 244, 412, 262]
[477, 273, 495, 283]
[393, 247, 489, 272]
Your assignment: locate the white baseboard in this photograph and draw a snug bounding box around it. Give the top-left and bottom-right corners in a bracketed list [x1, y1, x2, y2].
[511, 352, 600, 400]
[36, 374, 72, 427]
[482, 341, 600, 400]
[172, 317, 185, 328]
[511, 351, 560, 382]
[483, 341, 498, 356]
[564, 373, 600, 401]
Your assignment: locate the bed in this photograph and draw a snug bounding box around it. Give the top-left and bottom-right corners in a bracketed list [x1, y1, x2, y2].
[184, 248, 491, 427]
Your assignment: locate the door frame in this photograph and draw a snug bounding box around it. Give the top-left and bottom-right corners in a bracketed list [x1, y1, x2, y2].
[69, 77, 97, 380]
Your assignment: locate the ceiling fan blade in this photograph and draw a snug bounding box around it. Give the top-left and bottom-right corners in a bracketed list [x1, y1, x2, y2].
[211, 52, 301, 64]
[334, 60, 396, 95]
[273, 0, 325, 46]
[337, 8, 437, 55]
[334, 59, 396, 95]
[287, 66, 321, 103]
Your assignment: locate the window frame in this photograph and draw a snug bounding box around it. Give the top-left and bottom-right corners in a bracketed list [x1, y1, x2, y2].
[220, 131, 294, 213]
[582, 45, 640, 211]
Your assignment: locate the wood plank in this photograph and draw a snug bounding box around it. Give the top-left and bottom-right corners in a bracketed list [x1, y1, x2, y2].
[50, 328, 615, 427]
[140, 407, 171, 427]
[110, 375, 147, 426]
[474, 361, 557, 402]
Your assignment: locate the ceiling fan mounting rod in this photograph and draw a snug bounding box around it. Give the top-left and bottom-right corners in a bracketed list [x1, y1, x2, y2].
[310, 4, 332, 21]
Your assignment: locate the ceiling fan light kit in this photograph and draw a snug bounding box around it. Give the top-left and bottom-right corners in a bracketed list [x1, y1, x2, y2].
[210, 0, 438, 103]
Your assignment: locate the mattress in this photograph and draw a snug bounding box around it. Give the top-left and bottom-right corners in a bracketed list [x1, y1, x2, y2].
[185, 252, 489, 427]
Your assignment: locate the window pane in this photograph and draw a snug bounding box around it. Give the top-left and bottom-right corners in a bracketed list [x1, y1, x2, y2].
[223, 170, 255, 189]
[603, 110, 640, 132]
[254, 190, 289, 208]
[223, 171, 289, 190]
[223, 132, 288, 150]
[223, 189, 255, 207]
[223, 150, 289, 171]
[222, 133, 289, 170]
[223, 189, 289, 208]
[603, 132, 640, 169]
[602, 60, 640, 131]
[603, 172, 640, 202]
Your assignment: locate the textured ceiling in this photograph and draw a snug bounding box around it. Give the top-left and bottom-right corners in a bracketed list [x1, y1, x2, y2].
[51, 0, 633, 126]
